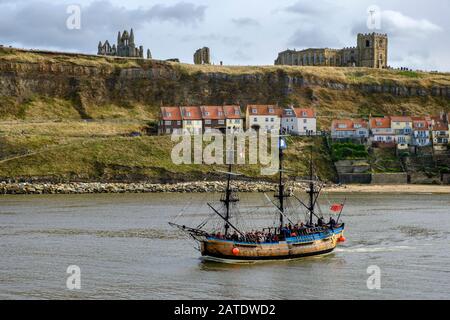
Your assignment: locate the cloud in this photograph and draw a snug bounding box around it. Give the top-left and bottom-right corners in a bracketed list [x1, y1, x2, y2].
[284, 0, 339, 16]
[288, 24, 343, 49]
[0, 1, 207, 52]
[181, 34, 252, 47]
[231, 17, 259, 27]
[232, 49, 253, 62]
[381, 10, 442, 37]
[352, 10, 443, 39]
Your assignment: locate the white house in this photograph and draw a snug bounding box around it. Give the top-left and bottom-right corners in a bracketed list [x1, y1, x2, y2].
[281, 106, 316, 135]
[245, 105, 282, 132]
[412, 117, 432, 147]
[223, 105, 243, 133]
[369, 117, 395, 144]
[331, 119, 369, 141]
[390, 116, 413, 147]
[431, 114, 449, 151]
[180, 106, 203, 135]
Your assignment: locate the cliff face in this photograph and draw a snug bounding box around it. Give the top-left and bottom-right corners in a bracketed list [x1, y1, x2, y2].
[0, 48, 450, 183]
[1, 47, 450, 123]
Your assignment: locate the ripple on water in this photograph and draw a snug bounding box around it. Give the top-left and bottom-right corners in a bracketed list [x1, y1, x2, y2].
[334, 245, 415, 253]
[395, 226, 441, 238]
[5, 228, 186, 240]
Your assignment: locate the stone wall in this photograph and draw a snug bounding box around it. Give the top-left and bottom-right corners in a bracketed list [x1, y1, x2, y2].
[371, 173, 407, 185]
[338, 174, 372, 184]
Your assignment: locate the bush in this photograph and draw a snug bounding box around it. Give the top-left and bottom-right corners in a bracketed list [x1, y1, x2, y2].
[331, 142, 368, 161]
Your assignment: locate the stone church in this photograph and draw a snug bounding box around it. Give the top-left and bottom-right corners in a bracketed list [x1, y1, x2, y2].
[275, 33, 388, 69]
[98, 29, 151, 59]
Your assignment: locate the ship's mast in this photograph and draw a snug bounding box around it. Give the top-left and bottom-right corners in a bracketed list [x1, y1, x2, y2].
[224, 163, 232, 236]
[278, 140, 284, 230]
[274, 132, 289, 232]
[308, 149, 314, 225]
[220, 154, 239, 236]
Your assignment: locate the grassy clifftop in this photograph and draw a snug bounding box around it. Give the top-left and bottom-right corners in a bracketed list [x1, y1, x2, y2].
[1, 47, 450, 126]
[0, 47, 449, 183]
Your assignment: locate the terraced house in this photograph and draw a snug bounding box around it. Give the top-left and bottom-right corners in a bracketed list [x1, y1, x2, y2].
[331, 119, 369, 142]
[245, 105, 282, 132]
[431, 113, 449, 151]
[369, 117, 395, 145]
[390, 116, 413, 149]
[281, 107, 317, 135]
[201, 106, 226, 133]
[159, 106, 244, 135]
[223, 105, 243, 133]
[158, 106, 182, 135]
[180, 106, 203, 135]
[412, 117, 432, 147]
[331, 113, 449, 151]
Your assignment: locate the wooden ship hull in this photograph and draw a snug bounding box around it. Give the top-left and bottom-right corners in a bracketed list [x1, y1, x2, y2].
[201, 225, 345, 263]
[170, 136, 348, 264]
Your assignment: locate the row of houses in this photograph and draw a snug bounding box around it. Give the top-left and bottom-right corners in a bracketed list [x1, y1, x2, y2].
[158, 105, 317, 135]
[331, 113, 450, 150]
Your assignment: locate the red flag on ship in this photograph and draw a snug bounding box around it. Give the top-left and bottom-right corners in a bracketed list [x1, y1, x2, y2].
[330, 204, 344, 212]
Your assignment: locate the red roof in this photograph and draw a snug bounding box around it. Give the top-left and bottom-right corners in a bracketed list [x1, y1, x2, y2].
[412, 117, 429, 131]
[200, 106, 225, 120]
[390, 116, 412, 122]
[433, 121, 449, 131]
[247, 105, 282, 116]
[223, 105, 242, 119]
[161, 106, 182, 121]
[332, 119, 367, 131]
[370, 117, 391, 129]
[293, 108, 315, 118]
[181, 106, 202, 120]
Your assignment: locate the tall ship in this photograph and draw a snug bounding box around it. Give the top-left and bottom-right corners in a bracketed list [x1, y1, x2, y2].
[170, 136, 346, 263]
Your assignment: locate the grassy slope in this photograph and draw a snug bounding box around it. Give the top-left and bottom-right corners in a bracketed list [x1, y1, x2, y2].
[0, 48, 449, 182]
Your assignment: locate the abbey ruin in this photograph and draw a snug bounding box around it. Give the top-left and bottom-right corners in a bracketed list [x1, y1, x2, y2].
[194, 47, 211, 65]
[275, 33, 388, 68]
[98, 29, 151, 59]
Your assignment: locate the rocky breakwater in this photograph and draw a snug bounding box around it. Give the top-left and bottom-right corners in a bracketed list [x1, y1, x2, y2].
[0, 181, 341, 195]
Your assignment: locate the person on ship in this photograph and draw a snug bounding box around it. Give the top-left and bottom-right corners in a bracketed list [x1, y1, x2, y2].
[318, 217, 324, 227]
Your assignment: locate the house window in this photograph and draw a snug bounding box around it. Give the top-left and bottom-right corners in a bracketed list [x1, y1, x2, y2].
[269, 108, 274, 113]
[186, 120, 192, 125]
[205, 120, 211, 125]
[165, 112, 172, 117]
[271, 118, 274, 122]
[205, 111, 210, 116]
[303, 119, 307, 123]
[366, 40, 370, 47]
[338, 124, 347, 129]
[235, 110, 240, 115]
[302, 112, 307, 117]
[177, 121, 181, 125]
[187, 112, 191, 117]
[218, 120, 224, 125]
[165, 121, 172, 125]
[266, 118, 269, 122]
[253, 118, 257, 122]
[252, 109, 257, 114]
[235, 119, 240, 124]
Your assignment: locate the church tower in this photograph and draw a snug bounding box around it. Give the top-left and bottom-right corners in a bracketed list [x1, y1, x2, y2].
[357, 33, 388, 68]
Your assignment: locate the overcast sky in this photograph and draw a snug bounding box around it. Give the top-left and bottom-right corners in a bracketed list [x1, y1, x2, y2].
[0, 0, 449, 71]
